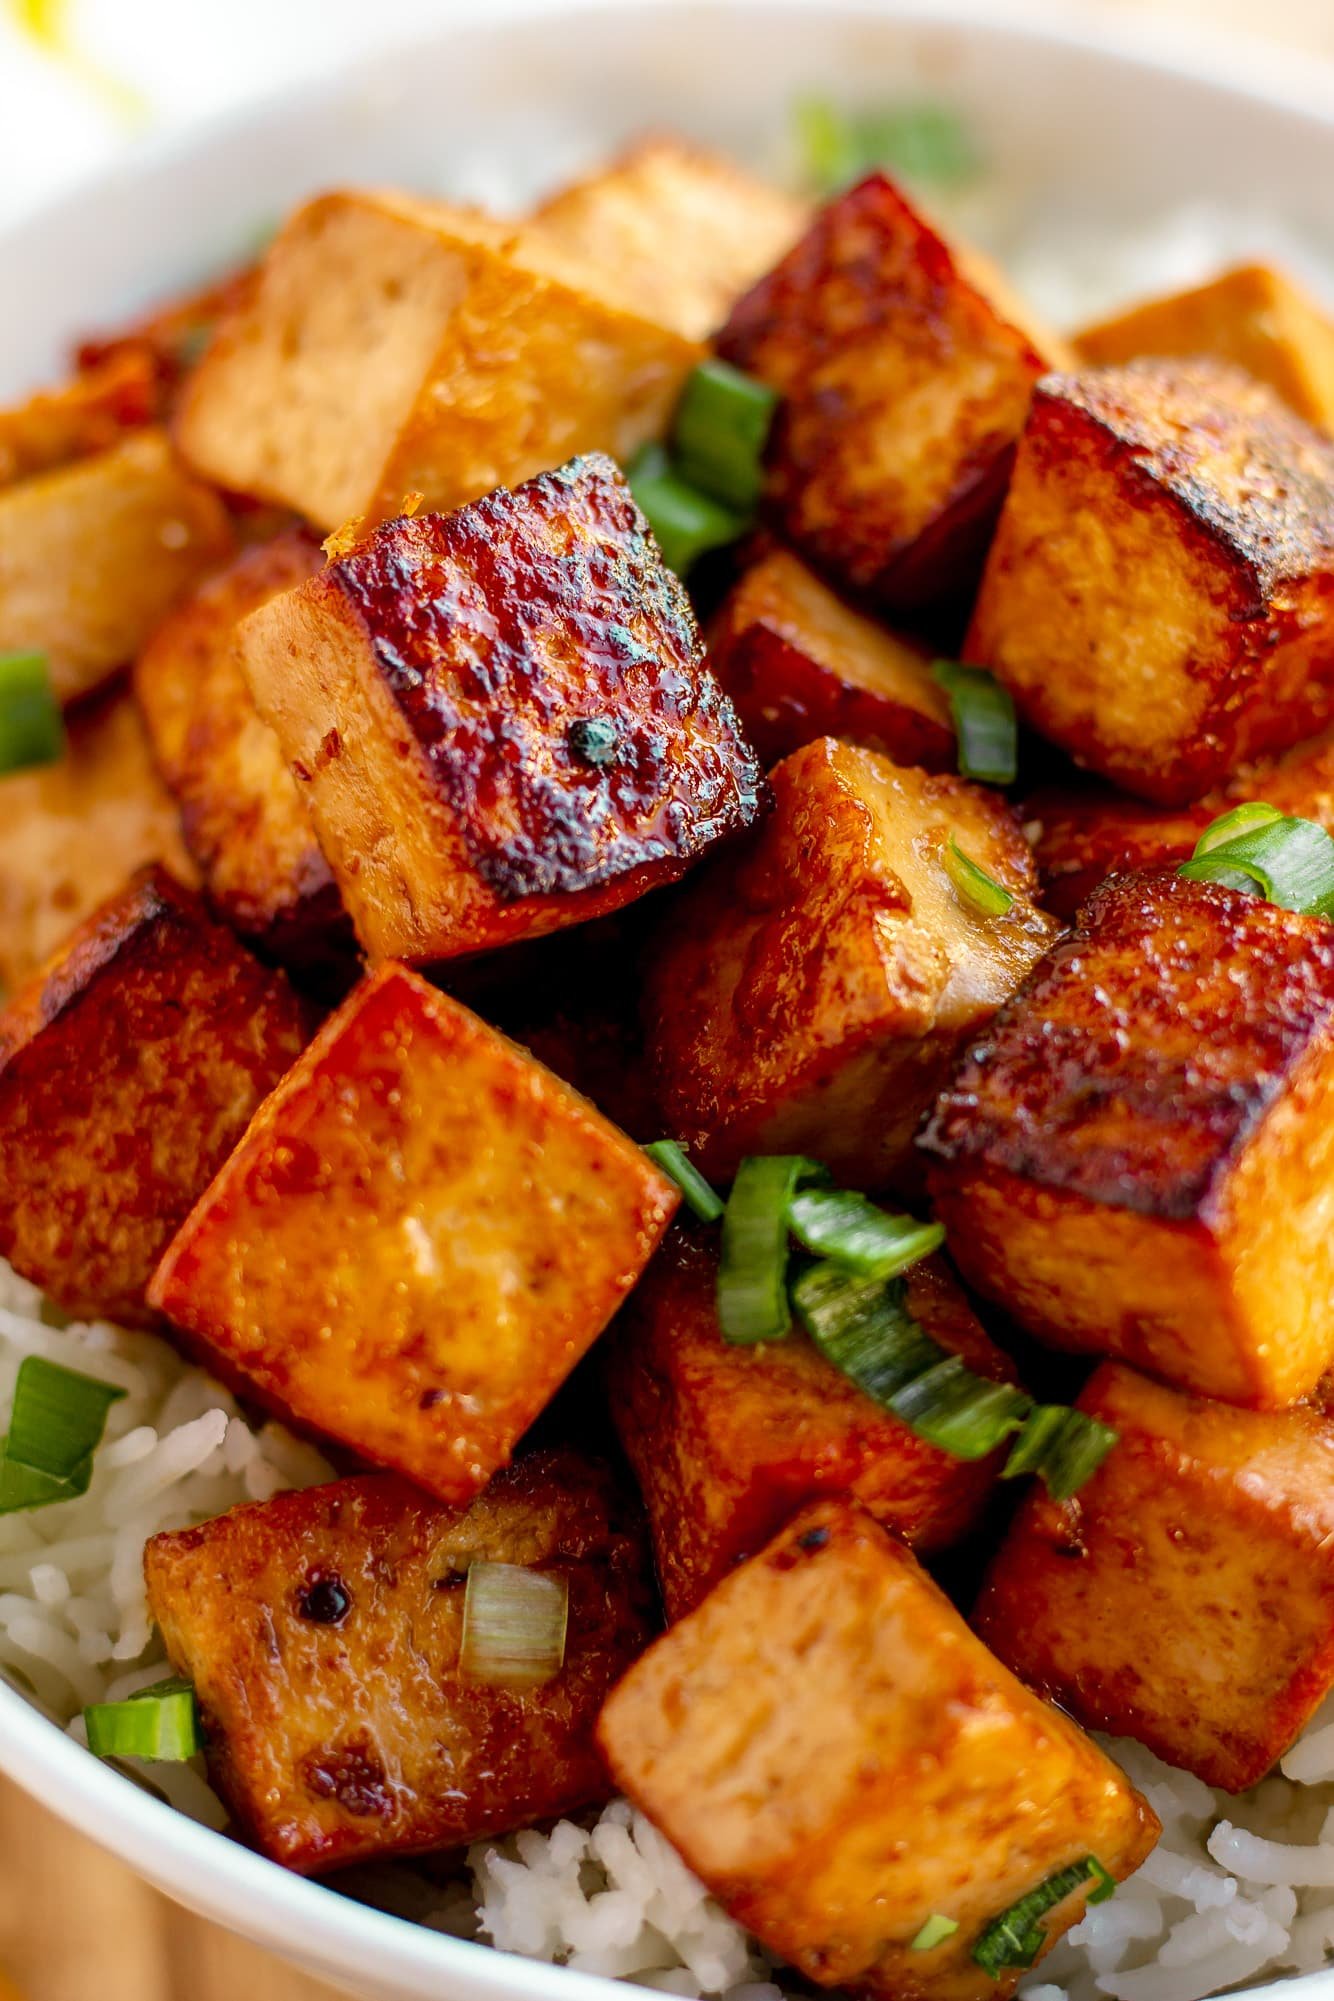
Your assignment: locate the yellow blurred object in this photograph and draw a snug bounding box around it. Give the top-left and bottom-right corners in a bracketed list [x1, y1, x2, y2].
[7, 0, 146, 122]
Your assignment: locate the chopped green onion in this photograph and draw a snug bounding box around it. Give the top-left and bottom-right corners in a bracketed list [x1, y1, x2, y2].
[794, 1267, 942, 1400]
[795, 97, 980, 196]
[719, 1155, 827, 1345]
[84, 1677, 201, 1762]
[943, 838, 1014, 919]
[627, 444, 748, 577]
[0, 1357, 126, 1516]
[932, 662, 1017, 785]
[911, 1916, 960, 1952]
[672, 359, 779, 513]
[1179, 809, 1334, 917]
[459, 1562, 568, 1692]
[0, 652, 64, 776]
[1002, 1406, 1119, 1501]
[973, 1858, 1115, 1978]
[567, 716, 620, 768]
[644, 1141, 724, 1223]
[1191, 802, 1283, 856]
[788, 1188, 943, 1279]
[888, 1353, 1030, 1461]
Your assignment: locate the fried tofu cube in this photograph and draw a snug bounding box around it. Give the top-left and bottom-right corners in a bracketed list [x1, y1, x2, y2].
[607, 1233, 1018, 1619]
[976, 1364, 1334, 1791]
[967, 361, 1334, 806]
[707, 547, 955, 769]
[598, 1496, 1159, 2001]
[924, 869, 1334, 1407]
[1077, 263, 1334, 432]
[644, 736, 1059, 1189]
[238, 454, 763, 965]
[148, 962, 679, 1499]
[0, 866, 309, 1326]
[134, 530, 354, 982]
[0, 689, 196, 994]
[0, 351, 160, 489]
[144, 1449, 657, 1872]
[531, 136, 806, 340]
[0, 429, 234, 707]
[174, 188, 700, 532]
[715, 173, 1067, 609]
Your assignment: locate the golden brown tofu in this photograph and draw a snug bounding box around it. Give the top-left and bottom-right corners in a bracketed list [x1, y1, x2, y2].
[0, 866, 309, 1326]
[708, 546, 955, 769]
[530, 135, 806, 340]
[606, 1233, 1018, 1619]
[174, 188, 700, 532]
[238, 454, 764, 966]
[715, 173, 1066, 609]
[0, 688, 196, 995]
[0, 429, 234, 707]
[976, 1364, 1334, 1793]
[148, 962, 679, 1499]
[0, 351, 160, 489]
[1077, 263, 1334, 432]
[967, 360, 1334, 807]
[644, 737, 1059, 1189]
[133, 530, 354, 981]
[599, 1496, 1159, 2001]
[144, 1449, 657, 1872]
[924, 869, 1334, 1408]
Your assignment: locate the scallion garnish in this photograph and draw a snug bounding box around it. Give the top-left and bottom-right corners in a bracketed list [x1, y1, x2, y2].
[0, 1357, 126, 1516]
[793, 1267, 943, 1400]
[627, 444, 748, 578]
[0, 651, 65, 776]
[1178, 806, 1334, 917]
[795, 97, 979, 195]
[459, 1561, 569, 1692]
[943, 838, 1014, 920]
[84, 1677, 201, 1762]
[972, 1857, 1115, 1978]
[718, 1155, 827, 1345]
[1001, 1405, 1119, 1501]
[889, 1353, 1031, 1461]
[672, 359, 779, 514]
[932, 662, 1017, 786]
[788, 1188, 943, 1279]
[1191, 802, 1283, 855]
[911, 1916, 960, 1952]
[644, 1141, 725, 1223]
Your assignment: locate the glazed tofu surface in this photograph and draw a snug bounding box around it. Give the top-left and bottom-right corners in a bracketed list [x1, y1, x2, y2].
[144, 1450, 657, 1871]
[0, 350, 160, 488]
[598, 1496, 1159, 2001]
[924, 869, 1334, 1406]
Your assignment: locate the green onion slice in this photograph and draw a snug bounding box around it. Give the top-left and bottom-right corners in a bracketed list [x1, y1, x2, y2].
[84, 1677, 201, 1762]
[643, 1141, 724, 1223]
[931, 662, 1017, 786]
[0, 1357, 126, 1516]
[459, 1562, 569, 1692]
[719, 1155, 827, 1345]
[788, 1188, 943, 1279]
[1179, 810, 1334, 917]
[672, 359, 779, 514]
[973, 1858, 1115, 1977]
[888, 1354, 1030, 1462]
[1191, 802, 1284, 856]
[794, 97, 979, 195]
[793, 1267, 942, 1399]
[1002, 1406, 1119, 1501]
[943, 838, 1014, 919]
[0, 652, 65, 777]
[627, 444, 748, 578]
[911, 1916, 960, 1952]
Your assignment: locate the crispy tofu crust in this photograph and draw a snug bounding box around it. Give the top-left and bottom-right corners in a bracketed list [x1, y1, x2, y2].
[967, 360, 1334, 806]
[598, 1496, 1159, 2001]
[0, 351, 161, 489]
[0, 866, 310, 1326]
[707, 546, 955, 769]
[148, 963, 679, 1499]
[239, 454, 764, 965]
[144, 1450, 657, 1871]
[644, 736, 1059, 1189]
[716, 173, 1064, 609]
[923, 869, 1334, 1406]
[606, 1233, 1018, 1619]
[976, 1364, 1334, 1792]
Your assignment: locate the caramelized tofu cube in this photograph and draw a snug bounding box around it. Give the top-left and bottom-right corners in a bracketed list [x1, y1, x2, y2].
[967, 361, 1334, 806]
[976, 1364, 1334, 1792]
[708, 547, 954, 769]
[0, 429, 234, 707]
[238, 454, 763, 965]
[0, 351, 160, 489]
[148, 963, 679, 1500]
[715, 173, 1066, 609]
[144, 1449, 657, 1872]
[1077, 263, 1334, 432]
[606, 1233, 1017, 1619]
[174, 189, 700, 532]
[134, 531, 354, 981]
[924, 870, 1334, 1407]
[531, 136, 806, 340]
[644, 736, 1059, 1189]
[598, 1497, 1159, 2001]
[0, 866, 309, 1326]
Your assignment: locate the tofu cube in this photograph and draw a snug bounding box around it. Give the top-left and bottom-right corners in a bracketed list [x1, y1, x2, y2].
[923, 869, 1334, 1407]
[0, 350, 160, 488]
[976, 1364, 1334, 1792]
[144, 1449, 657, 1871]
[1076, 263, 1334, 433]
[715, 172, 1066, 609]
[174, 189, 700, 532]
[530, 136, 806, 340]
[598, 1496, 1159, 2001]
[606, 1232, 1018, 1619]
[0, 866, 310, 1326]
[134, 530, 355, 983]
[708, 547, 955, 769]
[0, 429, 235, 707]
[238, 454, 764, 965]
[966, 360, 1334, 806]
[644, 736, 1059, 1189]
[147, 963, 679, 1500]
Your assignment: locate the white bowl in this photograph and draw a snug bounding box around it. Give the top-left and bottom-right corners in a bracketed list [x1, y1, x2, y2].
[3, 4, 1334, 1997]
